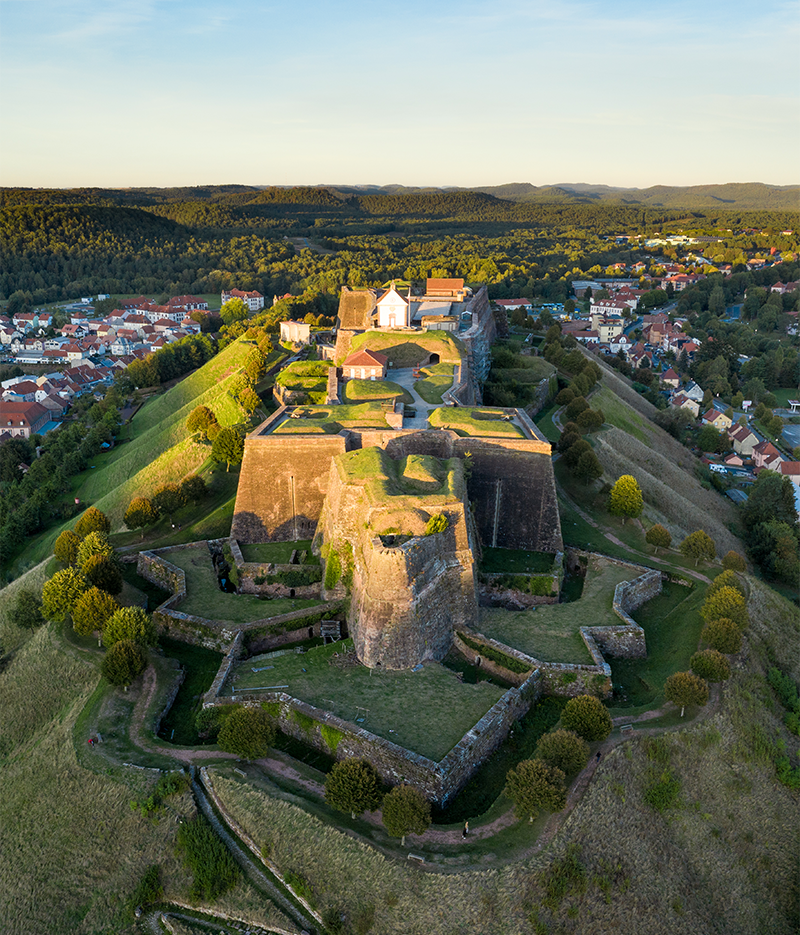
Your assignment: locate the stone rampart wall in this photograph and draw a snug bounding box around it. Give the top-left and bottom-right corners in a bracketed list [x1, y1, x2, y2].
[203, 630, 244, 704]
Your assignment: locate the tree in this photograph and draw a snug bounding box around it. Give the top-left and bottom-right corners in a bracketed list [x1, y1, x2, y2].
[102, 639, 147, 689]
[324, 759, 382, 819]
[575, 408, 604, 433]
[238, 386, 262, 416]
[103, 606, 157, 648]
[9, 589, 44, 629]
[679, 530, 716, 566]
[565, 396, 589, 421]
[83, 554, 123, 595]
[574, 449, 603, 484]
[54, 529, 81, 565]
[701, 586, 748, 629]
[211, 427, 245, 472]
[186, 405, 219, 441]
[381, 785, 431, 845]
[220, 297, 249, 326]
[722, 551, 746, 572]
[645, 524, 672, 553]
[697, 425, 723, 453]
[76, 531, 114, 569]
[534, 729, 590, 775]
[74, 506, 111, 539]
[152, 483, 185, 522]
[72, 587, 120, 637]
[706, 569, 745, 599]
[504, 759, 566, 822]
[690, 649, 731, 683]
[561, 694, 613, 741]
[41, 567, 89, 623]
[607, 475, 643, 524]
[125, 497, 159, 537]
[217, 706, 276, 760]
[743, 470, 798, 530]
[180, 474, 207, 503]
[664, 671, 709, 717]
[701, 617, 742, 654]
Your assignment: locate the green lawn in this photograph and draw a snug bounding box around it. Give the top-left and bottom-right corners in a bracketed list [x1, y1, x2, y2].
[477, 555, 642, 664]
[610, 580, 707, 710]
[271, 402, 390, 434]
[593, 385, 653, 443]
[345, 330, 463, 367]
[533, 399, 562, 443]
[239, 540, 317, 564]
[227, 640, 505, 761]
[342, 379, 412, 404]
[771, 387, 799, 408]
[158, 637, 224, 744]
[428, 407, 523, 437]
[162, 546, 321, 623]
[414, 363, 455, 404]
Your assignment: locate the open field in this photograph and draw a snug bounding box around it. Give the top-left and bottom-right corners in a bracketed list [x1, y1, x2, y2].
[163, 545, 322, 622]
[239, 539, 317, 564]
[228, 639, 505, 760]
[272, 401, 390, 433]
[477, 554, 641, 663]
[429, 406, 524, 437]
[414, 362, 455, 403]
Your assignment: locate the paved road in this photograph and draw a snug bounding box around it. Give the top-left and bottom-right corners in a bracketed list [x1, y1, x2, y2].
[390, 367, 439, 429]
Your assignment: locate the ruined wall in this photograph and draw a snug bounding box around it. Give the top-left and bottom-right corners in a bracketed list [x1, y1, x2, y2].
[231, 434, 349, 542]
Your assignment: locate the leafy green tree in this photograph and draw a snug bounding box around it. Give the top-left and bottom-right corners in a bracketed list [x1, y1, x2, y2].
[324, 759, 382, 819]
[721, 551, 746, 572]
[217, 706, 276, 760]
[74, 506, 111, 539]
[565, 396, 589, 421]
[576, 408, 604, 433]
[102, 639, 148, 689]
[607, 475, 643, 524]
[180, 474, 207, 503]
[679, 530, 716, 566]
[103, 606, 157, 648]
[562, 438, 592, 469]
[706, 569, 745, 599]
[504, 759, 566, 822]
[83, 554, 123, 595]
[645, 524, 672, 553]
[54, 529, 81, 565]
[9, 589, 45, 629]
[574, 449, 603, 484]
[41, 567, 89, 623]
[743, 470, 798, 530]
[701, 617, 742, 654]
[561, 695, 613, 741]
[220, 297, 249, 326]
[701, 586, 748, 629]
[664, 671, 709, 716]
[697, 425, 723, 453]
[238, 386, 262, 416]
[534, 729, 590, 775]
[211, 427, 245, 472]
[152, 483, 185, 522]
[690, 649, 731, 682]
[124, 497, 159, 537]
[186, 405, 219, 441]
[72, 587, 120, 637]
[381, 785, 432, 845]
[76, 531, 114, 569]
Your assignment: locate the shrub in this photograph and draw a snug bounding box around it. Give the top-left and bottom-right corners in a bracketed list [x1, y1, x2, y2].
[690, 649, 731, 682]
[130, 865, 163, 908]
[82, 554, 123, 595]
[9, 588, 44, 629]
[218, 706, 276, 760]
[643, 768, 681, 812]
[706, 570, 745, 599]
[324, 551, 342, 590]
[534, 729, 590, 775]
[176, 815, 239, 902]
[701, 586, 748, 629]
[561, 694, 613, 741]
[424, 513, 449, 535]
[504, 758, 566, 821]
[701, 617, 742, 654]
[722, 550, 746, 572]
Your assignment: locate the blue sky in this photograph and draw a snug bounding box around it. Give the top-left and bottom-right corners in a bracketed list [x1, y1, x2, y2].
[1, 0, 798, 188]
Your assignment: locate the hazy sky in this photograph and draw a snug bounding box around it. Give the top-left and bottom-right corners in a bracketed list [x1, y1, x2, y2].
[1, 0, 798, 189]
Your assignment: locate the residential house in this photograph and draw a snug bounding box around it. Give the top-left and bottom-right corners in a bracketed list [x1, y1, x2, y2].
[342, 349, 389, 381]
[752, 441, 783, 471]
[660, 368, 680, 389]
[167, 295, 208, 313]
[0, 400, 50, 437]
[778, 462, 800, 486]
[671, 393, 700, 417]
[683, 381, 705, 402]
[494, 298, 533, 312]
[702, 409, 733, 431]
[727, 424, 759, 457]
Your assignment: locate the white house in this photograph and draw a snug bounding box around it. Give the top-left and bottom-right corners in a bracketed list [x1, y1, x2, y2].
[376, 284, 410, 329]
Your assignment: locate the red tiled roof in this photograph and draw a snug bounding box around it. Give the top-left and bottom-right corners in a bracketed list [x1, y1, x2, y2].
[343, 349, 389, 368]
